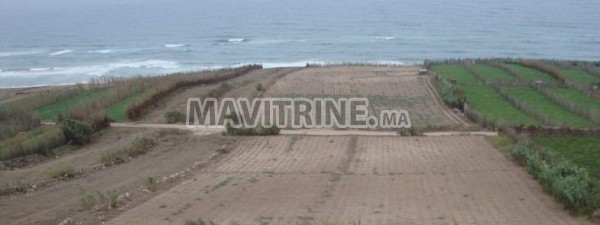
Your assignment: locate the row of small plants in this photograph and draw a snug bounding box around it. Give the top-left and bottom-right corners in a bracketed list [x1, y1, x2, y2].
[502, 129, 600, 216]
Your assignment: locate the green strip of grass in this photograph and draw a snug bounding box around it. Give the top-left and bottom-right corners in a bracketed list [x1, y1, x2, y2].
[532, 135, 600, 179]
[462, 86, 538, 126]
[508, 64, 557, 84]
[505, 87, 595, 128]
[431, 64, 479, 85]
[37, 88, 109, 121]
[551, 88, 600, 112]
[549, 65, 600, 84]
[105, 91, 144, 121]
[472, 64, 515, 82]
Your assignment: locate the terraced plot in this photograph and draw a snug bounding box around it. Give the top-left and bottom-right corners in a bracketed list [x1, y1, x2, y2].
[266, 66, 465, 128]
[533, 135, 600, 179]
[551, 88, 600, 113]
[508, 64, 557, 84]
[550, 65, 600, 84]
[431, 64, 479, 84]
[462, 86, 538, 126]
[109, 136, 580, 225]
[37, 88, 109, 120]
[471, 64, 515, 82]
[505, 87, 595, 128]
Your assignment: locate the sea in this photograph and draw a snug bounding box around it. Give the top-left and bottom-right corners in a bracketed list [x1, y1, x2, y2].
[1, 0, 599, 87]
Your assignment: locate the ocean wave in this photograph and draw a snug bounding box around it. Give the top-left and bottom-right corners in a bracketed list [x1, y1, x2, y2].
[29, 67, 53, 71]
[375, 36, 396, 40]
[49, 49, 73, 56]
[164, 44, 187, 48]
[0, 50, 45, 57]
[261, 61, 325, 68]
[228, 38, 245, 42]
[88, 49, 114, 54]
[0, 60, 181, 78]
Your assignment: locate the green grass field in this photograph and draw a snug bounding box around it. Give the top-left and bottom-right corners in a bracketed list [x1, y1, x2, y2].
[431, 64, 479, 84]
[37, 88, 109, 121]
[550, 88, 600, 113]
[532, 135, 600, 179]
[549, 65, 600, 84]
[106, 91, 144, 121]
[471, 64, 515, 82]
[462, 86, 538, 126]
[508, 64, 557, 84]
[505, 87, 594, 128]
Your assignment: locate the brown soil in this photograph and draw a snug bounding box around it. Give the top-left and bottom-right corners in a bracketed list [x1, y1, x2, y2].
[265, 66, 468, 128]
[0, 127, 241, 225]
[109, 136, 585, 225]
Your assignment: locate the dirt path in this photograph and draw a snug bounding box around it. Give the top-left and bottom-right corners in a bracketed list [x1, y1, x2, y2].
[44, 122, 498, 137]
[423, 75, 469, 126]
[109, 135, 583, 225]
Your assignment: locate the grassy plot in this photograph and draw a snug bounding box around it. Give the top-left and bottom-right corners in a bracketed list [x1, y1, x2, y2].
[550, 65, 600, 84]
[431, 64, 479, 84]
[532, 135, 600, 179]
[551, 88, 600, 113]
[508, 64, 557, 84]
[0, 125, 66, 160]
[471, 64, 515, 82]
[505, 87, 594, 128]
[106, 91, 144, 122]
[462, 86, 538, 126]
[37, 88, 109, 121]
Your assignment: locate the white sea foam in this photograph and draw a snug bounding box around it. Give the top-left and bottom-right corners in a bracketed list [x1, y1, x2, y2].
[261, 61, 325, 68]
[49, 49, 73, 56]
[30, 68, 52, 71]
[164, 44, 186, 48]
[228, 38, 245, 42]
[0, 60, 180, 78]
[0, 50, 45, 57]
[88, 49, 114, 54]
[375, 36, 396, 40]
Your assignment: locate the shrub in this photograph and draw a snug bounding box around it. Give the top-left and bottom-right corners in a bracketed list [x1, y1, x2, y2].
[509, 141, 600, 214]
[255, 83, 265, 92]
[97, 189, 120, 210]
[435, 78, 465, 109]
[225, 123, 280, 136]
[552, 173, 592, 211]
[164, 111, 186, 124]
[147, 176, 157, 192]
[60, 119, 93, 145]
[47, 163, 76, 178]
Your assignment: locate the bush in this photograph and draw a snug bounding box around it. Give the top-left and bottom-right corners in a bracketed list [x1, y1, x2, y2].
[47, 163, 76, 178]
[552, 173, 592, 211]
[226, 123, 280, 136]
[60, 119, 93, 145]
[146, 176, 157, 192]
[435, 78, 465, 109]
[510, 141, 600, 214]
[164, 111, 186, 124]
